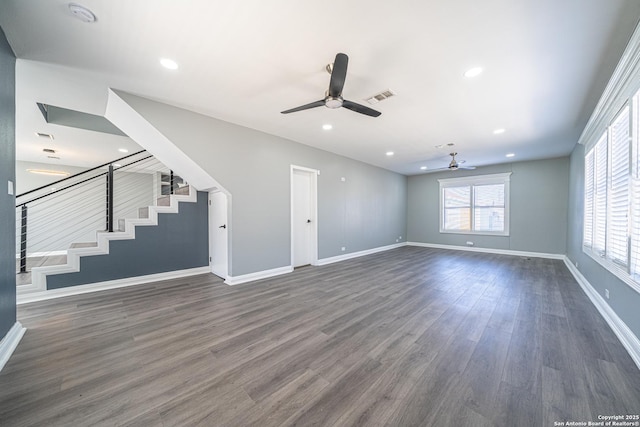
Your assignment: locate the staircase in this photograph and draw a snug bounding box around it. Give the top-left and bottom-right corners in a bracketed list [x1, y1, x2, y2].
[16, 151, 205, 293]
[28, 185, 196, 291]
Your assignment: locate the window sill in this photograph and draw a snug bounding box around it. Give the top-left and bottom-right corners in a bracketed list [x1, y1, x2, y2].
[439, 229, 510, 237]
[582, 247, 640, 295]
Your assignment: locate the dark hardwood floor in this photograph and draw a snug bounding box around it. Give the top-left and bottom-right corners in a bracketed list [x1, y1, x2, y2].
[1, 246, 639, 426]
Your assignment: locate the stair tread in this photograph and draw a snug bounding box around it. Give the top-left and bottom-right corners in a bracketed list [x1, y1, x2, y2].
[69, 242, 98, 249]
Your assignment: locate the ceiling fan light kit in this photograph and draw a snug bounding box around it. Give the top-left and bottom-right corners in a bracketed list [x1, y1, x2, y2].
[281, 53, 382, 117]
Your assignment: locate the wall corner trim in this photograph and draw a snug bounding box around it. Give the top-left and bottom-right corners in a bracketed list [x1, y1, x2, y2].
[0, 322, 26, 372]
[563, 256, 640, 371]
[316, 242, 408, 266]
[225, 266, 294, 286]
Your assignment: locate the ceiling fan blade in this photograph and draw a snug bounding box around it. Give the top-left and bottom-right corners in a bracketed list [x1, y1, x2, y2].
[281, 100, 325, 114]
[342, 100, 381, 117]
[328, 53, 348, 97]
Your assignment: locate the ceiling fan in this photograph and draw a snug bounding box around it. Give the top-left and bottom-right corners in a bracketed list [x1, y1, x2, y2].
[433, 152, 476, 171]
[281, 53, 381, 117]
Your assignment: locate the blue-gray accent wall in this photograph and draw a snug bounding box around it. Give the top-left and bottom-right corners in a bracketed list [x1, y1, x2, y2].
[0, 26, 16, 339]
[407, 157, 569, 255]
[46, 191, 209, 289]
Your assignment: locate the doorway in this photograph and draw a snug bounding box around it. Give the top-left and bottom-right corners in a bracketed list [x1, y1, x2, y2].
[291, 166, 318, 267]
[209, 190, 229, 279]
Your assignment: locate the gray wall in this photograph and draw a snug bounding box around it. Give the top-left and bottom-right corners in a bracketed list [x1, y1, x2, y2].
[407, 157, 569, 254]
[567, 144, 640, 338]
[116, 92, 408, 277]
[0, 26, 16, 339]
[46, 191, 209, 289]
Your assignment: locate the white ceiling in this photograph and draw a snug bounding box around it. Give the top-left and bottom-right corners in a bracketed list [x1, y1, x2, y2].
[2, 0, 640, 175]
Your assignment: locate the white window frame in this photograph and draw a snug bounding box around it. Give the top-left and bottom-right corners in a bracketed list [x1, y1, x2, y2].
[583, 99, 640, 294]
[438, 172, 511, 236]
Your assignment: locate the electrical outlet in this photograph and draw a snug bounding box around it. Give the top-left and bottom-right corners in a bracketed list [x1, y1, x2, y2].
[396, 239, 399, 242]
[340, 177, 346, 182]
[399, 236, 402, 240]
[605, 289, 610, 299]
[341, 246, 346, 251]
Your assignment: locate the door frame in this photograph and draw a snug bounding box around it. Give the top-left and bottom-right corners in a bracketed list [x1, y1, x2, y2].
[208, 189, 231, 279]
[290, 165, 318, 267]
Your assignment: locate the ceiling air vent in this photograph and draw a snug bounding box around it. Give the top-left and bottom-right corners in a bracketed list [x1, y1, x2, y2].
[36, 132, 54, 140]
[365, 89, 396, 105]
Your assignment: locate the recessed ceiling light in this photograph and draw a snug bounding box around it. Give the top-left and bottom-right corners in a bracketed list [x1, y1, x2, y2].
[463, 67, 483, 78]
[493, 128, 506, 134]
[68, 3, 97, 23]
[386, 151, 394, 156]
[118, 148, 129, 153]
[322, 124, 333, 130]
[160, 58, 178, 70]
[506, 153, 515, 158]
[420, 166, 428, 170]
[27, 169, 70, 177]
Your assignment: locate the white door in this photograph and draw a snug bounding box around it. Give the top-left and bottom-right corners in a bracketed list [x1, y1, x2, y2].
[292, 168, 317, 267]
[209, 191, 228, 279]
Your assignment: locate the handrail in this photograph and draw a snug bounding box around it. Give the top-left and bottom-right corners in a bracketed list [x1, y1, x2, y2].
[15, 154, 154, 208]
[15, 151, 175, 276]
[16, 149, 147, 200]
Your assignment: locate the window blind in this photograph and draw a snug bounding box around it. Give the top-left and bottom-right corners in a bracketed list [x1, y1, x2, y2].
[443, 186, 471, 230]
[607, 106, 630, 265]
[631, 96, 640, 279]
[474, 184, 505, 232]
[593, 133, 608, 256]
[584, 150, 595, 248]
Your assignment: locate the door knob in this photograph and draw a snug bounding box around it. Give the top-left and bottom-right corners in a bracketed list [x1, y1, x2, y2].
[219, 224, 226, 229]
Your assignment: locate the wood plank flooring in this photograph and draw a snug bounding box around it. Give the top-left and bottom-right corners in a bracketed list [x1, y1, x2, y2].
[1, 246, 639, 426]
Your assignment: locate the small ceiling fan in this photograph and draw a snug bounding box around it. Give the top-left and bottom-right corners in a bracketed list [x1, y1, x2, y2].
[281, 53, 381, 117]
[433, 153, 476, 171]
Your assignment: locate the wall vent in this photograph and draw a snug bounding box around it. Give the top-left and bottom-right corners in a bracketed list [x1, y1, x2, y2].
[365, 89, 396, 105]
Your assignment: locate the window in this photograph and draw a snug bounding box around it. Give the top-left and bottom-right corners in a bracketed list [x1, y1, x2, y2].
[439, 173, 511, 236]
[583, 98, 640, 291]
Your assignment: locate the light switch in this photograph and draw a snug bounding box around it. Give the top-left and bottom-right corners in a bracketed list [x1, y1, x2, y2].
[8, 180, 13, 195]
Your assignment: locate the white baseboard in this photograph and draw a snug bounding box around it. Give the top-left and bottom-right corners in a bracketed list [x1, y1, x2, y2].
[224, 242, 408, 285]
[316, 242, 408, 266]
[563, 257, 640, 371]
[407, 241, 565, 260]
[0, 322, 26, 372]
[18, 266, 211, 305]
[225, 266, 294, 286]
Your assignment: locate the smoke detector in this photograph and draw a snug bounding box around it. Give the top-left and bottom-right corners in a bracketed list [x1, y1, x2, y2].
[68, 3, 97, 23]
